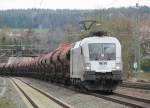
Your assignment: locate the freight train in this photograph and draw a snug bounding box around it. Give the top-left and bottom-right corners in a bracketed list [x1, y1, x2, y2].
[0, 33, 122, 92]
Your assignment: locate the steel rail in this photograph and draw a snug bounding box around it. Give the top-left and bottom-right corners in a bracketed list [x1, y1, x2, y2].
[114, 92, 150, 104]
[121, 81, 150, 90]
[91, 92, 150, 108]
[14, 77, 71, 108]
[11, 78, 38, 108]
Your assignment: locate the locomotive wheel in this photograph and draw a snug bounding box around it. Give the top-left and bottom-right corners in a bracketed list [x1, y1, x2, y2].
[50, 78, 54, 83]
[65, 79, 71, 86]
[103, 90, 113, 94]
[77, 83, 89, 93]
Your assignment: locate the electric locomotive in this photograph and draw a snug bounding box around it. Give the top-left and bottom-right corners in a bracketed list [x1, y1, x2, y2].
[70, 35, 122, 91]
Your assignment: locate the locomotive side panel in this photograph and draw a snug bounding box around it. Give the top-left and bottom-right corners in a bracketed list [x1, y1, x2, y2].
[70, 47, 84, 80]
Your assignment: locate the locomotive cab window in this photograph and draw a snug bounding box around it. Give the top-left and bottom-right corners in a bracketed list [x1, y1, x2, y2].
[88, 43, 116, 60]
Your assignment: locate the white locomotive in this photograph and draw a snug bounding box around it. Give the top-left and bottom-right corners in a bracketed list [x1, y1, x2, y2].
[70, 36, 122, 91]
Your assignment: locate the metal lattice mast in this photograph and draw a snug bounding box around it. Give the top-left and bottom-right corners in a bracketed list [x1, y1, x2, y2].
[134, 3, 141, 75]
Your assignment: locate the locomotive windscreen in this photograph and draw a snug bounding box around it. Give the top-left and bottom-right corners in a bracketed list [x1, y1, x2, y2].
[88, 43, 116, 60]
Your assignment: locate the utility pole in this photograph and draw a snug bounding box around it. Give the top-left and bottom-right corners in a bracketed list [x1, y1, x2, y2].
[137, 3, 141, 75]
[134, 3, 141, 77]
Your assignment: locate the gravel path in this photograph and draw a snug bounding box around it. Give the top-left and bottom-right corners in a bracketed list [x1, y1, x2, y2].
[20, 77, 130, 108]
[0, 76, 27, 108]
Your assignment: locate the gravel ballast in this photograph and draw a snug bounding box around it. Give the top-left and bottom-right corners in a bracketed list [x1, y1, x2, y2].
[20, 77, 131, 108]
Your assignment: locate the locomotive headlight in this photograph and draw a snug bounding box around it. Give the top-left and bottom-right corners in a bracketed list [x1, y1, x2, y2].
[84, 63, 91, 71]
[116, 63, 121, 70]
[116, 66, 120, 70]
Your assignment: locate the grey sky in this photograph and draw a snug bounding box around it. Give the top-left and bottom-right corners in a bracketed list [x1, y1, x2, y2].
[0, 0, 150, 10]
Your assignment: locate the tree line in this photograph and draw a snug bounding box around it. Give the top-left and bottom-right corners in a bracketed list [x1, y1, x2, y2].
[0, 6, 150, 29]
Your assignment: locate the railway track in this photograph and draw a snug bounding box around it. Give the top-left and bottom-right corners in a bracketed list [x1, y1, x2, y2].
[91, 92, 150, 108]
[14, 77, 150, 108]
[121, 81, 150, 90]
[10, 78, 71, 108]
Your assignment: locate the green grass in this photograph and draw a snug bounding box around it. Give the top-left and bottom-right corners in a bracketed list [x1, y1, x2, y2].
[0, 99, 17, 108]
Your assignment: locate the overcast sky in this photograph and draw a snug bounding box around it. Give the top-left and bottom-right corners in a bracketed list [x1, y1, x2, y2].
[0, 0, 150, 10]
